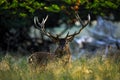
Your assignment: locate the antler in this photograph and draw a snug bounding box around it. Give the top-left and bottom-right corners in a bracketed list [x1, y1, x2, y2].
[34, 15, 59, 41]
[34, 13, 90, 42]
[66, 12, 90, 41]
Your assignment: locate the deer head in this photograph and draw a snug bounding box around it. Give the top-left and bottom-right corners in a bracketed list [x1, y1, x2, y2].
[34, 12, 90, 63]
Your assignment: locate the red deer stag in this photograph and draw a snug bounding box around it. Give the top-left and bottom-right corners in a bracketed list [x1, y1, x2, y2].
[28, 12, 90, 67]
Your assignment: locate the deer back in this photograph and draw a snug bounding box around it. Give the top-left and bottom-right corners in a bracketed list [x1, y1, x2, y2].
[28, 52, 55, 66]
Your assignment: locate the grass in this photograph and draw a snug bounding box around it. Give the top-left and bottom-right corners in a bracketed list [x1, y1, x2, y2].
[0, 52, 120, 80]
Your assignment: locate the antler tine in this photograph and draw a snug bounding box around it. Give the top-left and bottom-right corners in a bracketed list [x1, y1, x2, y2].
[34, 15, 57, 40]
[76, 13, 90, 28]
[34, 16, 48, 33]
[34, 16, 41, 30]
[43, 15, 48, 24]
[65, 32, 69, 38]
[39, 15, 48, 30]
[67, 12, 90, 40]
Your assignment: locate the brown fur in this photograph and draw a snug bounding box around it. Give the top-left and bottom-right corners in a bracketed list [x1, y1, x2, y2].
[54, 43, 71, 63]
[28, 52, 56, 67]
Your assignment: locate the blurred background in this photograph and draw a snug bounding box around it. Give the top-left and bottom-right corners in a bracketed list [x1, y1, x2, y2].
[0, 0, 120, 58]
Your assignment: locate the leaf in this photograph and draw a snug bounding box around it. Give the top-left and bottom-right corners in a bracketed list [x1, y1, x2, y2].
[19, 13, 27, 17]
[44, 4, 60, 12]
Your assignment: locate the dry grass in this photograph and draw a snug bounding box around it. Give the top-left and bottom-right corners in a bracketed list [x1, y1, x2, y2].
[0, 51, 120, 80]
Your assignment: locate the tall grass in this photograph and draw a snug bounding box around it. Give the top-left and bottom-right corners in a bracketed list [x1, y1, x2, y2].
[0, 52, 120, 80]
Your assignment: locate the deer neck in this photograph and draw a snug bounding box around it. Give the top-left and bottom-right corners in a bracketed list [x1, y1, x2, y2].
[54, 44, 71, 58]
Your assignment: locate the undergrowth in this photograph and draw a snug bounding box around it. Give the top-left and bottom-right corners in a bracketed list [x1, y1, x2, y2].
[0, 52, 120, 80]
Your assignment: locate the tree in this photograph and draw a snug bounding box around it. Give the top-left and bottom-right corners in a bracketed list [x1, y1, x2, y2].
[0, 0, 119, 53]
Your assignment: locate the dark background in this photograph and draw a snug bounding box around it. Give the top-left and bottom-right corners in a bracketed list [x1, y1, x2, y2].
[0, 0, 120, 55]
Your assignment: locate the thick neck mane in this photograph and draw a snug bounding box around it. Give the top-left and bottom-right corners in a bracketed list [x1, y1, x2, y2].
[54, 43, 71, 58]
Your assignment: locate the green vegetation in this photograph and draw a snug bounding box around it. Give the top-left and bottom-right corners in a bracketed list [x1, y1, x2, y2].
[0, 0, 119, 15]
[0, 52, 120, 80]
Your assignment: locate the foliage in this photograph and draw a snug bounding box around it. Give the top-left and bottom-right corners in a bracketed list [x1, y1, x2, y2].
[0, 0, 120, 53]
[0, 52, 120, 80]
[86, 0, 120, 15]
[0, 0, 119, 16]
[0, 0, 119, 28]
[0, 0, 120, 28]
